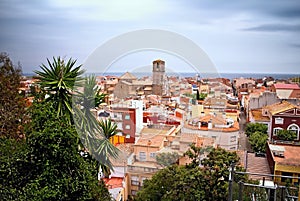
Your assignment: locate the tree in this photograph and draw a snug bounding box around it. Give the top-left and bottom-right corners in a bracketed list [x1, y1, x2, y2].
[97, 119, 120, 176]
[276, 129, 297, 141]
[22, 101, 111, 200]
[0, 53, 26, 139]
[184, 143, 213, 168]
[248, 131, 268, 153]
[245, 123, 268, 137]
[136, 146, 247, 201]
[34, 57, 84, 124]
[156, 152, 180, 167]
[0, 137, 29, 200]
[135, 165, 206, 201]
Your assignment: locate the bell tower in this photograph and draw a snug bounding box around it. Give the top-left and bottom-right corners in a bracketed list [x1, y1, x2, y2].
[152, 59, 165, 96]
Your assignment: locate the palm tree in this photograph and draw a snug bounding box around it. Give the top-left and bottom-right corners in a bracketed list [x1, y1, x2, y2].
[74, 75, 107, 130]
[72, 76, 119, 176]
[34, 57, 84, 124]
[97, 119, 120, 176]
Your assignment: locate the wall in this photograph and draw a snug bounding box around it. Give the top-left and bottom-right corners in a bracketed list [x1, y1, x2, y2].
[248, 91, 279, 110]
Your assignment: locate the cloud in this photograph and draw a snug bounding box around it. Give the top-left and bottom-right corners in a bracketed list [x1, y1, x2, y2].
[289, 43, 300, 49]
[242, 23, 300, 32]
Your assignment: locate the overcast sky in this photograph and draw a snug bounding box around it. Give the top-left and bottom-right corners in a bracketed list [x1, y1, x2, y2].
[1, 0, 300, 74]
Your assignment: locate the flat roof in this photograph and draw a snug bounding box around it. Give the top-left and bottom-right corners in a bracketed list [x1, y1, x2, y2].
[270, 144, 300, 167]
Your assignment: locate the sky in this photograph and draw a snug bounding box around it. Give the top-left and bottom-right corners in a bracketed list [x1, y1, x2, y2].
[0, 0, 300, 74]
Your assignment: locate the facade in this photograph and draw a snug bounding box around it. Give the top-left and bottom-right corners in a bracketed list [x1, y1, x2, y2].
[109, 100, 144, 143]
[123, 124, 215, 199]
[113, 72, 138, 99]
[270, 83, 300, 99]
[124, 125, 175, 198]
[263, 101, 300, 142]
[184, 114, 239, 150]
[266, 143, 300, 185]
[249, 108, 271, 137]
[152, 59, 165, 96]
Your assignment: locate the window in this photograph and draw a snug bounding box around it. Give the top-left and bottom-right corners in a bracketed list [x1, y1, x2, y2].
[150, 152, 156, 158]
[139, 152, 146, 161]
[125, 114, 130, 120]
[125, 124, 130, 129]
[230, 136, 236, 143]
[273, 127, 283, 136]
[131, 176, 139, 186]
[131, 190, 137, 196]
[275, 117, 284, 125]
[288, 124, 299, 140]
[281, 172, 293, 183]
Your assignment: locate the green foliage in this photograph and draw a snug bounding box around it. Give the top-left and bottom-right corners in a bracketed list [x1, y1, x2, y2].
[156, 152, 180, 167]
[184, 143, 213, 168]
[135, 165, 206, 201]
[291, 77, 300, 83]
[72, 75, 118, 174]
[0, 137, 29, 200]
[0, 101, 112, 200]
[136, 146, 247, 201]
[183, 92, 207, 101]
[248, 131, 268, 153]
[34, 57, 84, 124]
[97, 119, 120, 172]
[276, 129, 297, 141]
[26, 101, 111, 200]
[0, 53, 26, 139]
[245, 123, 268, 137]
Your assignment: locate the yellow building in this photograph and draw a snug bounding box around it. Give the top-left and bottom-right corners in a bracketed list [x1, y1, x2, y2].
[266, 143, 300, 185]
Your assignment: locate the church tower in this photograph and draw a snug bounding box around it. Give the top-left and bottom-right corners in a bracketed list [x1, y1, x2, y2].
[152, 59, 165, 96]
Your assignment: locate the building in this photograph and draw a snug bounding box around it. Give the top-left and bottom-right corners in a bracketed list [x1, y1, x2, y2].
[108, 100, 144, 143]
[266, 143, 300, 185]
[123, 124, 215, 199]
[152, 59, 165, 96]
[124, 125, 176, 198]
[263, 101, 300, 142]
[113, 72, 138, 99]
[184, 113, 239, 150]
[270, 83, 300, 99]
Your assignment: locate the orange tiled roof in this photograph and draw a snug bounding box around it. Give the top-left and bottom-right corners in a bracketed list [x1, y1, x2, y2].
[274, 83, 300, 90]
[135, 134, 165, 147]
[250, 109, 270, 121]
[103, 177, 123, 189]
[264, 101, 297, 115]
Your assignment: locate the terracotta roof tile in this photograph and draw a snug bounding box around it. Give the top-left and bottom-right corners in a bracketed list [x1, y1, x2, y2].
[250, 109, 270, 121]
[264, 101, 297, 115]
[274, 83, 300, 89]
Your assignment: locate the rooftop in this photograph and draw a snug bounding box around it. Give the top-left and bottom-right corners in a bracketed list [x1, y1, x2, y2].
[264, 101, 297, 115]
[135, 134, 165, 147]
[103, 177, 123, 189]
[274, 83, 300, 90]
[250, 108, 270, 122]
[270, 144, 300, 167]
[119, 72, 137, 80]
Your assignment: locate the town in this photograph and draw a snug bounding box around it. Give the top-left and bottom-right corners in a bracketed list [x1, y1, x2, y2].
[18, 59, 300, 200]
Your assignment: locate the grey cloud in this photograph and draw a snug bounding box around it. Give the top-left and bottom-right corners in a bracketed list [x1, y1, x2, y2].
[290, 43, 300, 49]
[242, 23, 300, 32]
[185, 0, 300, 20]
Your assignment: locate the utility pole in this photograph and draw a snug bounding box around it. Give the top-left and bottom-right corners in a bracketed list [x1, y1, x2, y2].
[228, 163, 235, 201]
